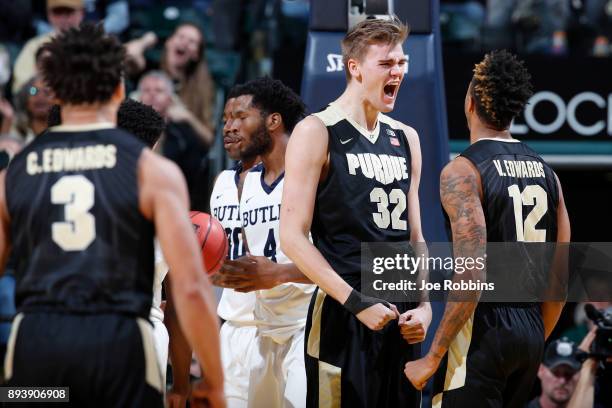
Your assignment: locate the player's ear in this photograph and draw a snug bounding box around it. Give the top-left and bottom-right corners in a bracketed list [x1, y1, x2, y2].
[347, 58, 361, 81]
[111, 81, 125, 104]
[267, 112, 282, 132]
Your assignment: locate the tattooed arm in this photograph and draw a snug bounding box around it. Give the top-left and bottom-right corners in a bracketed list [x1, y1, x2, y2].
[404, 157, 486, 390]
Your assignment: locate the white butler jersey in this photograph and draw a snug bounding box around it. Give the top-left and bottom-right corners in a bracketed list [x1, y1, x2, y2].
[210, 164, 256, 323]
[241, 165, 314, 344]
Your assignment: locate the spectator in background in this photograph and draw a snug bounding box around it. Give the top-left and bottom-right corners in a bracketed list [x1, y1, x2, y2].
[138, 71, 211, 211]
[526, 338, 581, 408]
[127, 22, 216, 136]
[440, 0, 486, 50]
[12, 0, 84, 94]
[14, 76, 53, 142]
[484, 0, 569, 54]
[33, 0, 129, 37]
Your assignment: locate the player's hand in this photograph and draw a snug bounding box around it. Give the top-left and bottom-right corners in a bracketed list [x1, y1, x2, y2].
[215, 254, 281, 292]
[398, 304, 432, 344]
[166, 390, 188, 408]
[356, 302, 399, 331]
[190, 380, 226, 408]
[404, 353, 440, 390]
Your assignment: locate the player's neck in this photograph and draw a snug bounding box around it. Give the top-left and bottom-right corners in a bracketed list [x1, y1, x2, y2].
[261, 133, 288, 182]
[59, 104, 117, 126]
[469, 121, 513, 144]
[31, 118, 48, 136]
[335, 88, 379, 131]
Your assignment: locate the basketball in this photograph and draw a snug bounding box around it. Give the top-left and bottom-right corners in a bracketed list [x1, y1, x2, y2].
[189, 211, 228, 275]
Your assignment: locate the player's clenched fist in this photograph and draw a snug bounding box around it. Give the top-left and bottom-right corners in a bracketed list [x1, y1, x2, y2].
[399, 304, 431, 344]
[404, 354, 440, 390]
[356, 303, 399, 330]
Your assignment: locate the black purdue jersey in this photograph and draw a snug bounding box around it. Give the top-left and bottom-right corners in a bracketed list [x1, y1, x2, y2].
[460, 139, 559, 242]
[5, 125, 154, 318]
[312, 104, 412, 286]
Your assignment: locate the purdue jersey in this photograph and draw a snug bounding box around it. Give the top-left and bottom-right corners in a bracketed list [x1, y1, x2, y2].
[312, 103, 412, 286]
[241, 165, 314, 343]
[460, 139, 559, 242]
[6, 124, 154, 318]
[210, 164, 256, 323]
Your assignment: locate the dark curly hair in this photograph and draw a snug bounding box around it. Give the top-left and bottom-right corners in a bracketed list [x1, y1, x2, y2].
[471, 50, 533, 130]
[231, 77, 306, 133]
[117, 99, 165, 148]
[47, 100, 164, 148]
[40, 23, 125, 105]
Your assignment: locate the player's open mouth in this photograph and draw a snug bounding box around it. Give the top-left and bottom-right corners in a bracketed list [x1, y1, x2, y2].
[383, 83, 398, 99]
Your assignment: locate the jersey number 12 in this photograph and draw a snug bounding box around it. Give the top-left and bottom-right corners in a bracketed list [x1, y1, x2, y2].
[507, 184, 547, 242]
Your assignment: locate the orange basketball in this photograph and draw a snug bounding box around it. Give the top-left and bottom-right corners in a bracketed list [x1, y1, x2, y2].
[189, 211, 228, 275]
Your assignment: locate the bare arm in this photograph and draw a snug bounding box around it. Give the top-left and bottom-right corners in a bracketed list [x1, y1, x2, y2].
[0, 171, 10, 275]
[280, 116, 353, 303]
[405, 157, 486, 390]
[280, 116, 396, 330]
[428, 157, 486, 361]
[168, 103, 215, 147]
[214, 256, 311, 293]
[139, 150, 223, 393]
[398, 125, 431, 343]
[541, 173, 570, 339]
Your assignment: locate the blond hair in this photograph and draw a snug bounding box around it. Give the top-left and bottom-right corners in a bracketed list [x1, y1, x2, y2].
[341, 16, 409, 81]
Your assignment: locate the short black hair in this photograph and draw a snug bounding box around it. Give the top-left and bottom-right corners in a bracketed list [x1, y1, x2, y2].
[471, 50, 533, 130]
[47, 100, 164, 148]
[117, 99, 165, 148]
[231, 77, 306, 133]
[40, 23, 125, 105]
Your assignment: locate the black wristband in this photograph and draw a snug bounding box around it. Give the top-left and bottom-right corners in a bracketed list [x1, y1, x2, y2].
[342, 289, 390, 316]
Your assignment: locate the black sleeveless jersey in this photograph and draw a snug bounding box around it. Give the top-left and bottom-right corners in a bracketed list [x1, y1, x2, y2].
[460, 139, 559, 242]
[6, 125, 154, 318]
[312, 104, 412, 286]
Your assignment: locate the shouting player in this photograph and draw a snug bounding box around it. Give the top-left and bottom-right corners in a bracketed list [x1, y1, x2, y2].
[0, 24, 224, 407]
[281, 17, 430, 407]
[405, 50, 570, 407]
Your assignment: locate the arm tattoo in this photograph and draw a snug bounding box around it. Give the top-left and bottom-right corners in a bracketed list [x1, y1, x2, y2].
[430, 171, 486, 360]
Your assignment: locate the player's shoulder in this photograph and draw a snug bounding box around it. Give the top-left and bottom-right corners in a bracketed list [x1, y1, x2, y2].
[441, 156, 479, 182]
[312, 104, 345, 128]
[139, 148, 184, 186]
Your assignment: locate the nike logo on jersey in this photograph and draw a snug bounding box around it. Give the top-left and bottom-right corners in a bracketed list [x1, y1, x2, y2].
[346, 153, 409, 185]
[245, 196, 255, 204]
[340, 138, 353, 145]
[215, 193, 223, 200]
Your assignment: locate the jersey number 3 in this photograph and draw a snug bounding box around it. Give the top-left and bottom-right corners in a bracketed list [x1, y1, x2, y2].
[370, 187, 407, 230]
[51, 175, 96, 251]
[508, 184, 547, 242]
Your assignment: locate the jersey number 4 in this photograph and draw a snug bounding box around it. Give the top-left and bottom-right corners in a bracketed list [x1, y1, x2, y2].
[370, 187, 407, 231]
[51, 175, 96, 251]
[508, 184, 547, 242]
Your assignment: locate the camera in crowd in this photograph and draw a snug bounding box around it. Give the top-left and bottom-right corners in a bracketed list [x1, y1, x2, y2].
[583, 304, 612, 361]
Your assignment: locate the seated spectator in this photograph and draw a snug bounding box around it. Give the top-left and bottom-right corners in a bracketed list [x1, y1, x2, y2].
[12, 0, 84, 94]
[483, 0, 569, 54]
[14, 75, 54, 142]
[138, 71, 211, 211]
[526, 338, 581, 408]
[126, 22, 216, 136]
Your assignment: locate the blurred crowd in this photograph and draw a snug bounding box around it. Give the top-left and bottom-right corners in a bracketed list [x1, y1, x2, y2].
[441, 0, 612, 56]
[0, 0, 307, 211]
